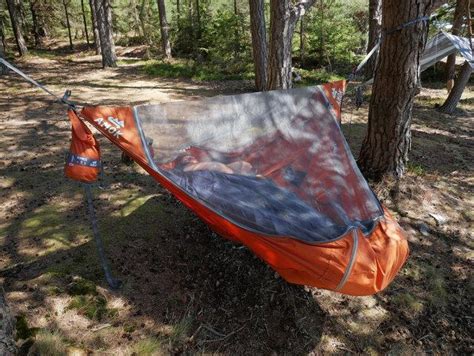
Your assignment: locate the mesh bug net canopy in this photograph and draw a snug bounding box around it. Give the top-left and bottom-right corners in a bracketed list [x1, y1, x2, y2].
[133, 83, 383, 243]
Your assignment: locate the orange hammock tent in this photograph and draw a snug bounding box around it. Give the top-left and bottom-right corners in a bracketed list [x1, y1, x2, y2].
[65, 80, 409, 296]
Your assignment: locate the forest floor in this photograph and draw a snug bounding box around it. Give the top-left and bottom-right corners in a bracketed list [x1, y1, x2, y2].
[0, 43, 473, 355]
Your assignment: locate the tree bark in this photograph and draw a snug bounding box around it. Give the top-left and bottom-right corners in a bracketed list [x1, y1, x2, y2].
[95, 0, 117, 67]
[81, 0, 91, 46]
[445, 0, 468, 90]
[90, 0, 101, 54]
[438, 61, 472, 114]
[6, 0, 28, 56]
[365, 0, 382, 78]
[177, 0, 180, 21]
[358, 0, 436, 180]
[0, 289, 16, 355]
[157, 0, 172, 58]
[0, 31, 7, 75]
[63, 0, 74, 50]
[29, 0, 42, 47]
[249, 0, 268, 91]
[267, 0, 316, 90]
[299, 16, 304, 65]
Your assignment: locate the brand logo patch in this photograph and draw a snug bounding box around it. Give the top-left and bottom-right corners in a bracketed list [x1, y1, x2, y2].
[94, 117, 124, 138]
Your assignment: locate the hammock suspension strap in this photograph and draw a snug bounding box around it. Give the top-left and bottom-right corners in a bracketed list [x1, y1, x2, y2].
[83, 183, 121, 289]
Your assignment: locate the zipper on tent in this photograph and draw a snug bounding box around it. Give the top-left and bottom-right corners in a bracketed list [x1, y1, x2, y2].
[335, 229, 359, 291]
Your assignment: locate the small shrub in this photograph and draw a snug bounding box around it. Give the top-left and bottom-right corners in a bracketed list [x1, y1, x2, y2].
[67, 277, 98, 296]
[15, 315, 38, 340]
[68, 295, 111, 321]
[30, 330, 68, 356]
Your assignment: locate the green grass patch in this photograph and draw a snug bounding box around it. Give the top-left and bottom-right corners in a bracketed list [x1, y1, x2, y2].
[407, 162, 425, 176]
[141, 60, 253, 81]
[425, 266, 448, 307]
[130, 337, 163, 356]
[392, 293, 424, 314]
[67, 277, 98, 296]
[68, 295, 116, 321]
[296, 67, 345, 86]
[169, 316, 193, 347]
[15, 315, 39, 340]
[30, 329, 69, 356]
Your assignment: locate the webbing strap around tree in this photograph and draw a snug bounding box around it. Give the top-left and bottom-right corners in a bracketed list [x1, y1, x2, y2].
[349, 15, 431, 81]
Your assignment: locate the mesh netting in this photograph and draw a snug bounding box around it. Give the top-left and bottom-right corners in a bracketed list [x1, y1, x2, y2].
[133, 85, 383, 243]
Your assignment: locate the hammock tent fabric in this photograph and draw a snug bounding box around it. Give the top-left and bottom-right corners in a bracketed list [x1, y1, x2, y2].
[67, 80, 409, 296]
[365, 31, 474, 84]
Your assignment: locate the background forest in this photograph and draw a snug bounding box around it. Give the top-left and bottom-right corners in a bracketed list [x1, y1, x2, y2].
[0, 0, 450, 82]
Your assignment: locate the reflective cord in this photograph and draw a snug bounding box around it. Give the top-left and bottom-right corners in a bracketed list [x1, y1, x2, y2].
[83, 183, 121, 289]
[0, 57, 76, 108]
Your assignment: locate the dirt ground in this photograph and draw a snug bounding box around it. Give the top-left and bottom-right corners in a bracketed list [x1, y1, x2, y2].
[0, 45, 473, 355]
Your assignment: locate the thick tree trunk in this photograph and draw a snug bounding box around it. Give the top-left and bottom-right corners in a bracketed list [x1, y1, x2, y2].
[95, 0, 117, 67]
[81, 0, 91, 46]
[63, 0, 74, 50]
[438, 61, 472, 114]
[6, 0, 28, 56]
[157, 0, 172, 58]
[267, 0, 315, 90]
[365, 0, 382, 78]
[445, 0, 468, 90]
[249, 0, 267, 91]
[90, 0, 101, 54]
[268, 0, 297, 89]
[358, 0, 434, 180]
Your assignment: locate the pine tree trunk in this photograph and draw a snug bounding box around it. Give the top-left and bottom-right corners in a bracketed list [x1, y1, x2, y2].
[438, 61, 472, 114]
[365, 0, 382, 78]
[0, 32, 7, 75]
[0, 17, 7, 51]
[95, 0, 117, 67]
[358, 0, 434, 180]
[299, 17, 304, 65]
[63, 0, 74, 50]
[177, 0, 180, 21]
[445, 0, 468, 90]
[81, 0, 91, 46]
[267, 0, 315, 90]
[29, 0, 42, 47]
[6, 0, 28, 56]
[90, 0, 101, 55]
[249, 0, 267, 91]
[268, 0, 297, 90]
[157, 0, 172, 59]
